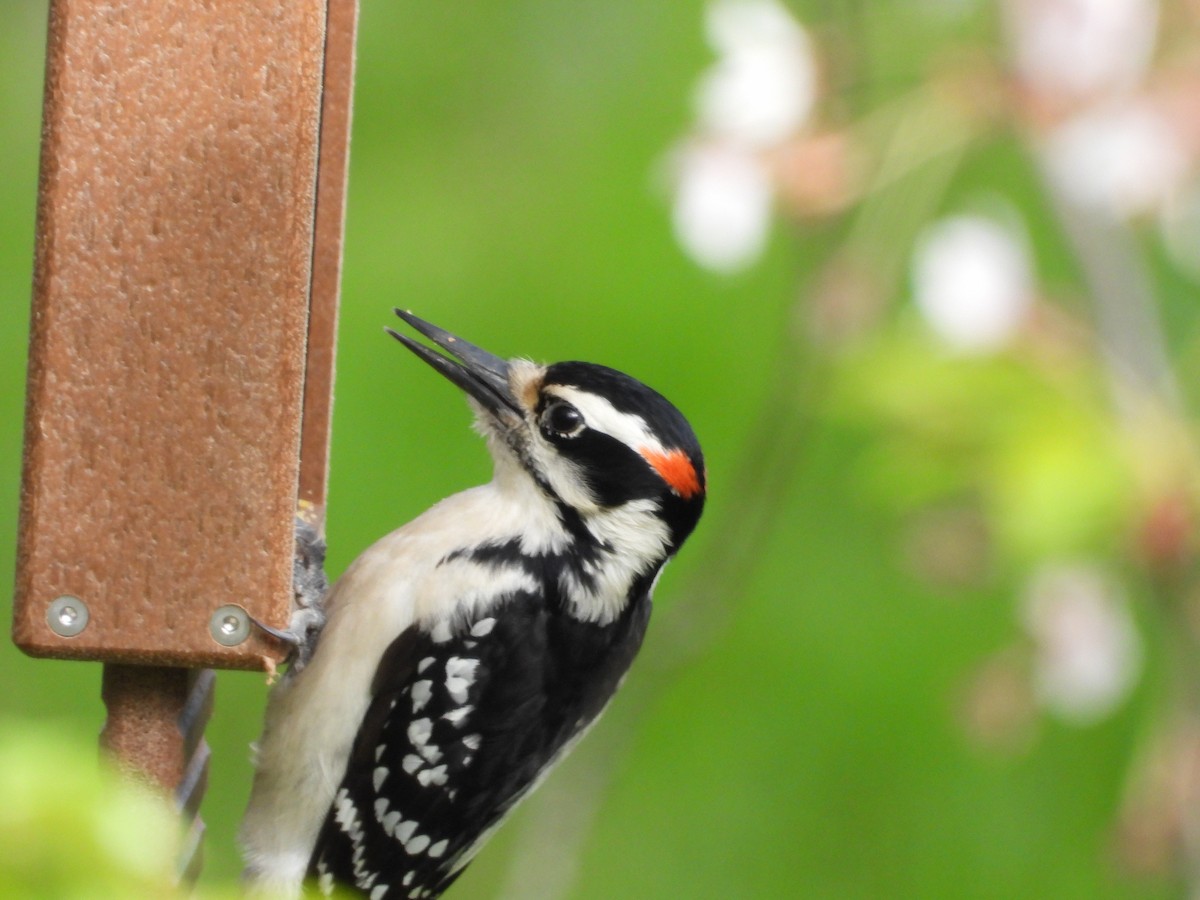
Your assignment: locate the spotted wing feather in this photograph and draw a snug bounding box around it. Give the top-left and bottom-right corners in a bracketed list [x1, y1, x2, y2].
[307, 587, 651, 899]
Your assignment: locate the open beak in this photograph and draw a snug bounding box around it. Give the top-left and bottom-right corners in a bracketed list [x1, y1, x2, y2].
[387, 309, 523, 423]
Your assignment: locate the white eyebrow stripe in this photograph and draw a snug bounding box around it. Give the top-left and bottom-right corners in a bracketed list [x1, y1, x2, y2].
[543, 385, 665, 455]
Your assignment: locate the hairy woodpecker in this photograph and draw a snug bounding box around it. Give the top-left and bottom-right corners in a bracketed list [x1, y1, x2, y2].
[240, 310, 706, 899]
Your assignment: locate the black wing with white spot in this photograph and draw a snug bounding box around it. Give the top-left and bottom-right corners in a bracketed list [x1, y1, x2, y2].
[306, 588, 652, 899]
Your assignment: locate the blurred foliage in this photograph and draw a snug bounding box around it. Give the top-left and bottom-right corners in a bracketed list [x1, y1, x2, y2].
[0, 721, 182, 897]
[830, 319, 1136, 565]
[2, 0, 1199, 898]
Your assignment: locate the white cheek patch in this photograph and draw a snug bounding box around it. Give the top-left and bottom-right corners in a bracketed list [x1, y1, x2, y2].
[558, 498, 671, 623]
[533, 447, 595, 512]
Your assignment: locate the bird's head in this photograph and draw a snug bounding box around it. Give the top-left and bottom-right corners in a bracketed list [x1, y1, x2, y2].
[388, 309, 706, 555]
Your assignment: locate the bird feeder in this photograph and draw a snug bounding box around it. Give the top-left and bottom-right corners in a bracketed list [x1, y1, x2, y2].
[10, 0, 358, 878]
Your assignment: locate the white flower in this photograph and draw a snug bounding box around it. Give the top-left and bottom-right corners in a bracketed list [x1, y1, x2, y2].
[671, 141, 773, 273]
[1040, 101, 1188, 219]
[1004, 0, 1159, 103]
[911, 214, 1034, 352]
[1022, 562, 1142, 725]
[695, 0, 817, 147]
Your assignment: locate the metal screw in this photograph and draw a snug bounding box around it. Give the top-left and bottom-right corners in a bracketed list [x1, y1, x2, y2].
[47, 595, 89, 637]
[210, 604, 251, 646]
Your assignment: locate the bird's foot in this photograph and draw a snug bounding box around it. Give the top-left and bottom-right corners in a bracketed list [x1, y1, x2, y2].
[251, 516, 329, 675]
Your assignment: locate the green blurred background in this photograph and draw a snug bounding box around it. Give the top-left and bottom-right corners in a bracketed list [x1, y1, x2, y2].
[2, 1, 1196, 897]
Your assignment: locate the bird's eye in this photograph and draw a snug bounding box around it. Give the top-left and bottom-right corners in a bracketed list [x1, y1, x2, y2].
[541, 401, 585, 439]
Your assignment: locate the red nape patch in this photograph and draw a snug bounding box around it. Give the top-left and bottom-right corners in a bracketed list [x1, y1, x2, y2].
[641, 448, 703, 499]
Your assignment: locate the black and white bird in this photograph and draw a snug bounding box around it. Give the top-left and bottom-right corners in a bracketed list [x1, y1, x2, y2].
[240, 310, 706, 899]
